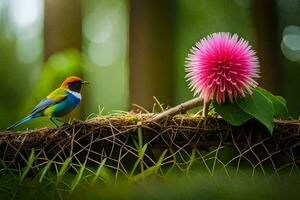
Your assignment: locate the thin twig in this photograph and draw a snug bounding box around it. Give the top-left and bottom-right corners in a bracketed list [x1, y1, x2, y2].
[153, 96, 165, 112]
[132, 104, 150, 113]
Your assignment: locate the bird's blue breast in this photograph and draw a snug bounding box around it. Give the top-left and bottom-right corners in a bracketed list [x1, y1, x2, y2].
[50, 91, 81, 117]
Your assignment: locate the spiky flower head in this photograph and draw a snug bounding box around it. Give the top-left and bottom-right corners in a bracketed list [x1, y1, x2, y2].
[186, 32, 260, 104]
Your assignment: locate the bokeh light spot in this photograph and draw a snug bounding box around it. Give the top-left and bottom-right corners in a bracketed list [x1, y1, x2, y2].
[281, 25, 300, 62]
[83, 12, 112, 43]
[9, 0, 41, 29]
[87, 42, 119, 67]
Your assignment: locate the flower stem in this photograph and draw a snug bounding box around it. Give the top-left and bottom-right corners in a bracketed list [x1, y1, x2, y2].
[202, 101, 210, 117]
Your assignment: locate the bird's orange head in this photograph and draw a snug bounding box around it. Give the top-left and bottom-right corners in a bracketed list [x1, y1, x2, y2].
[61, 76, 88, 92]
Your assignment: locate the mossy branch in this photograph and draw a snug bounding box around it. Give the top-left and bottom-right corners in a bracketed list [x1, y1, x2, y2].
[1, 114, 299, 154]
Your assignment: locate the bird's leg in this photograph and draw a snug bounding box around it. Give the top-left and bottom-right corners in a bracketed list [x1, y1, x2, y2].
[54, 118, 70, 127]
[55, 118, 66, 123]
[50, 117, 59, 127]
[50, 117, 70, 127]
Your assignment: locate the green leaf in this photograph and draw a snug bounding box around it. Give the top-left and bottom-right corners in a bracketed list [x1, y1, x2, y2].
[237, 90, 274, 133]
[275, 95, 288, 118]
[213, 100, 252, 126]
[255, 87, 288, 119]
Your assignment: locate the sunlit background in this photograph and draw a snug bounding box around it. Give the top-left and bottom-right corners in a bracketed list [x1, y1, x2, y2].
[0, 0, 299, 129]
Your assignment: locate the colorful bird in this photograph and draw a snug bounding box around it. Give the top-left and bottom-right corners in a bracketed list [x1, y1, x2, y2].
[7, 76, 88, 130]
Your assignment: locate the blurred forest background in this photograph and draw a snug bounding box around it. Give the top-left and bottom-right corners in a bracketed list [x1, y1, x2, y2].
[0, 0, 299, 130]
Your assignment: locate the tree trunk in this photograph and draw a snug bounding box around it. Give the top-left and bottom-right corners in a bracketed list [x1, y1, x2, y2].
[129, 0, 175, 110]
[251, 0, 282, 94]
[44, 0, 82, 59]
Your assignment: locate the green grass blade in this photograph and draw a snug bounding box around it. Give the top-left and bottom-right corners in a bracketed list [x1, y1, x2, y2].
[187, 148, 196, 171]
[91, 158, 107, 184]
[130, 149, 167, 182]
[132, 139, 139, 150]
[130, 125, 147, 176]
[0, 159, 7, 172]
[152, 149, 168, 173]
[71, 160, 86, 191]
[130, 144, 148, 176]
[138, 126, 143, 149]
[38, 161, 53, 183]
[57, 157, 72, 178]
[19, 148, 35, 183]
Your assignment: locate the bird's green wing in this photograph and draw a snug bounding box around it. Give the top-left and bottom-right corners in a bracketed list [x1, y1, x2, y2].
[47, 87, 67, 102]
[31, 88, 67, 114]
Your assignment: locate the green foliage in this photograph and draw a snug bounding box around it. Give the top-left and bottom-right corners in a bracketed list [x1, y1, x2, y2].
[57, 157, 72, 179]
[39, 160, 52, 183]
[256, 87, 288, 119]
[0, 151, 299, 200]
[213, 87, 288, 134]
[130, 149, 168, 182]
[213, 100, 252, 126]
[237, 89, 274, 133]
[130, 124, 148, 176]
[0, 116, 299, 200]
[91, 158, 108, 185]
[20, 148, 36, 183]
[70, 160, 86, 191]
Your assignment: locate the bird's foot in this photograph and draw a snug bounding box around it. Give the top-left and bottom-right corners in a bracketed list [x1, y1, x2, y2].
[62, 122, 71, 128]
[50, 117, 59, 128]
[50, 118, 70, 128]
[71, 118, 83, 125]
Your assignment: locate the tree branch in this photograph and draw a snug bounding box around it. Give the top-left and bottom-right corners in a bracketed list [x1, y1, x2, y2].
[149, 97, 203, 122]
[0, 114, 299, 168]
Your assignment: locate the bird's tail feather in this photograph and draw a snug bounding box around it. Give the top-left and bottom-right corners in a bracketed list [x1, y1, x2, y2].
[6, 114, 35, 131]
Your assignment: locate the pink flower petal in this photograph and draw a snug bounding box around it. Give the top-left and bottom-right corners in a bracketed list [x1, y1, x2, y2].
[185, 32, 260, 104]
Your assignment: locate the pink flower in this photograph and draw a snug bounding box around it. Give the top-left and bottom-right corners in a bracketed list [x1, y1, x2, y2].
[186, 32, 260, 104]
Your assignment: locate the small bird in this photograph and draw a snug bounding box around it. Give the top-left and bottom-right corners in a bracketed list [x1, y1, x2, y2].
[7, 76, 88, 130]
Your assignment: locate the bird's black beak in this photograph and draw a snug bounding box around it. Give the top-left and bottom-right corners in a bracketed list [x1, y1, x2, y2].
[81, 80, 89, 84]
